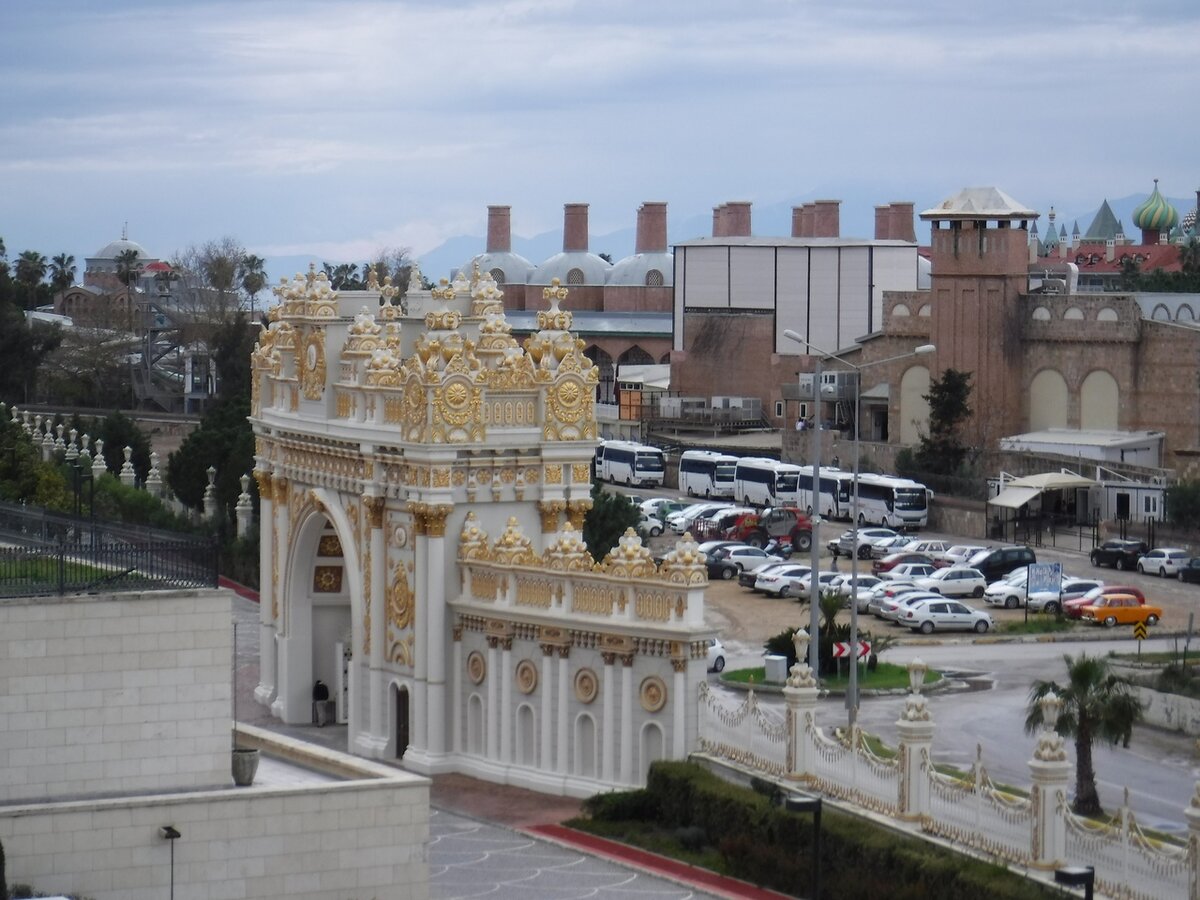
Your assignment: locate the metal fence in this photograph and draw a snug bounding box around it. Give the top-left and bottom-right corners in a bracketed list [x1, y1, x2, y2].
[0, 500, 218, 597]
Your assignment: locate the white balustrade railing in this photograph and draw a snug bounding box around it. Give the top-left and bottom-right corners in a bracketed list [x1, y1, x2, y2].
[696, 683, 787, 776]
[923, 750, 1033, 864]
[808, 722, 900, 817]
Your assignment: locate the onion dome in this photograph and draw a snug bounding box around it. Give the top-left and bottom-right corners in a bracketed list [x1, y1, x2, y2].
[1182, 208, 1196, 235]
[1132, 180, 1179, 232]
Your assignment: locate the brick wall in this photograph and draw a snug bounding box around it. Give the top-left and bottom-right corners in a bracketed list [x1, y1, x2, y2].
[0, 589, 233, 802]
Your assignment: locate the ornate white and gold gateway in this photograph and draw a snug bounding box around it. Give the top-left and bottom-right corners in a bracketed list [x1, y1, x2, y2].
[251, 264, 714, 794]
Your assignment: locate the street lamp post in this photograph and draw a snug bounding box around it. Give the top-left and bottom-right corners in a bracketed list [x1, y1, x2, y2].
[783, 330, 934, 727]
[783, 793, 822, 900]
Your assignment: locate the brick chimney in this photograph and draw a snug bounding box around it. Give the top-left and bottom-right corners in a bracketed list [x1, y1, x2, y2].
[563, 203, 589, 252]
[725, 201, 752, 237]
[712, 205, 724, 237]
[875, 205, 891, 240]
[486, 205, 511, 253]
[813, 200, 840, 238]
[796, 204, 810, 237]
[792, 206, 805, 238]
[636, 202, 668, 253]
[889, 202, 916, 242]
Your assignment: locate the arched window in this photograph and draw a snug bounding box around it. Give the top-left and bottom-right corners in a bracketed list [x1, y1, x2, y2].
[515, 704, 537, 767]
[567, 268, 585, 285]
[645, 269, 664, 287]
[1179, 305, 1195, 322]
[892, 303, 911, 317]
[618, 345, 654, 366]
[467, 694, 484, 755]
[1032, 306, 1051, 321]
[640, 722, 665, 780]
[917, 304, 931, 317]
[1097, 307, 1118, 322]
[1080, 370, 1119, 430]
[1064, 307, 1084, 320]
[1029, 369, 1068, 430]
[1152, 305, 1171, 321]
[573, 713, 597, 778]
[489, 268, 506, 285]
[585, 346, 615, 405]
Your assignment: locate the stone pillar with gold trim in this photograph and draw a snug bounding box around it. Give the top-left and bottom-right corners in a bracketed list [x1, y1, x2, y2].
[539, 640, 555, 771]
[452, 624, 464, 754]
[269, 474, 290, 720]
[254, 468, 277, 707]
[556, 645, 570, 774]
[601, 650, 616, 783]
[486, 634, 500, 761]
[619, 652, 635, 785]
[672, 655, 688, 758]
[782, 661, 819, 780]
[411, 505, 430, 755]
[364, 494, 388, 756]
[499, 633, 513, 765]
[424, 502, 452, 758]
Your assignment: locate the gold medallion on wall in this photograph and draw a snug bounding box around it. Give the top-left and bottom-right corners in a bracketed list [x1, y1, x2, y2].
[300, 331, 327, 401]
[467, 651, 486, 685]
[639, 676, 667, 713]
[574, 668, 599, 704]
[515, 659, 539, 694]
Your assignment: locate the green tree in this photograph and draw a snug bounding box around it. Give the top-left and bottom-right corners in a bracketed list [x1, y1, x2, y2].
[15, 250, 48, 308]
[239, 253, 268, 316]
[49, 253, 76, 293]
[916, 368, 973, 475]
[1025, 653, 1143, 816]
[114, 248, 142, 288]
[1166, 479, 1200, 531]
[0, 303, 62, 403]
[94, 410, 152, 482]
[582, 481, 641, 563]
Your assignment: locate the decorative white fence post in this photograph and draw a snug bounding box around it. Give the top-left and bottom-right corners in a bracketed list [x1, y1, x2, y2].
[1028, 690, 1070, 868]
[783, 628, 818, 780]
[235, 474, 253, 538]
[897, 657, 934, 820]
[145, 452, 162, 498]
[119, 446, 136, 487]
[203, 465, 218, 519]
[92, 439, 107, 479]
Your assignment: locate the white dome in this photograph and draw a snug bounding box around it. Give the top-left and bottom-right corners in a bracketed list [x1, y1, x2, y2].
[529, 251, 612, 286]
[607, 251, 673, 287]
[459, 250, 534, 286]
[93, 237, 150, 259]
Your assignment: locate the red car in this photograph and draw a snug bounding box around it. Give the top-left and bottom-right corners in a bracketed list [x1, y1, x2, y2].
[872, 552, 935, 575]
[1064, 585, 1147, 620]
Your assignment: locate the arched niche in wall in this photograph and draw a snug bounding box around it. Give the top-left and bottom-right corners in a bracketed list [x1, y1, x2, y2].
[1029, 369, 1068, 431]
[1080, 370, 1119, 430]
[898, 366, 930, 446]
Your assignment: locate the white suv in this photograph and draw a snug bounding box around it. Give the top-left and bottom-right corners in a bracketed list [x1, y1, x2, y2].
[1138, 548, 1190, 578]
[835, 527, 899, 560]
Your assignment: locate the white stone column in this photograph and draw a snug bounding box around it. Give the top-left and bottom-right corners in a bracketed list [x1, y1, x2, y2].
[540, 645, 554, 770]
[782, 661, 819, 780]
[452, 629, 463, 754]
[896, 699, 935, 820]
[269, 475, 291, 719]
[412, 516, 429, 754]
[363, 496, 388, 756]
[499, 638, 513, 765]
[602, 652, 616, 783]
[619, 654, 635, 785]
[486, 639, 500, 761]
[556, 649, 570, 774]
[254, 470, 277, 707]
[672, 660, 687, 758]
[425, 506, 451, 757]
[1028, 691, 1071, 868]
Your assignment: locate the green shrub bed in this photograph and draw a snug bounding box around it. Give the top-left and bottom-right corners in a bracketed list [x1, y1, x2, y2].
[573, 761, 1060, 899]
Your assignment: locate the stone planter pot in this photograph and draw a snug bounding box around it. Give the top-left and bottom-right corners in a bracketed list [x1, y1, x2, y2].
[232, 747, 260, 786]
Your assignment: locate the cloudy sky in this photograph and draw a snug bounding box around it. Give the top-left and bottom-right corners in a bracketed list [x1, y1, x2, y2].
[3, 0, 1197, 281]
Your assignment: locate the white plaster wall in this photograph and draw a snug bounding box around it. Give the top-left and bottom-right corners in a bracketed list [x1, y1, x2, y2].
[0, 778, 429, 900]
[1133, 685, 1200, 735]
[0, 589, 233, 803]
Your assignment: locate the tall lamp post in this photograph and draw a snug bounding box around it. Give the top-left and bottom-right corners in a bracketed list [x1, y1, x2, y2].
[783, 330, 934, 726]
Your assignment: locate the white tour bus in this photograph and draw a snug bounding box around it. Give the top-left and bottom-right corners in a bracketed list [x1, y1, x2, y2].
[733, 457, 802, 507]
[839, 473, 930, 528]
[794, 466, 852, 519]
[598, 440, 666, 487]
[679, 450, 739, 498]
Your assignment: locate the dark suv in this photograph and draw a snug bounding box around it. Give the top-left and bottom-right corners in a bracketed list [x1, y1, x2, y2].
[1090, 539, 1148, 571]
[968, 546, 1037, 583]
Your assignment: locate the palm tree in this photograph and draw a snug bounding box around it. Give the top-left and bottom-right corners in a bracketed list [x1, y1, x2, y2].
[114, 248, 142, 289]
[49, 253, 76, 293]
[15, 251, 48, 308]
[1024, 653, 1143, 816]
[238, 254, 267, 317]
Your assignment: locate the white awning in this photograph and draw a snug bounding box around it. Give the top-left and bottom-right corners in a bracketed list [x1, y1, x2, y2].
[989, 486, 1042, 509]
[1006, 472, 1094, 491]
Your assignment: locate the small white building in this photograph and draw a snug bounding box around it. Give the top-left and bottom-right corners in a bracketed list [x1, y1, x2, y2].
[999, 428, 1166, 468]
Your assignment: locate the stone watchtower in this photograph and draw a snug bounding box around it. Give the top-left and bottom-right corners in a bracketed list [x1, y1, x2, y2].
[920, 188, 1038, 443]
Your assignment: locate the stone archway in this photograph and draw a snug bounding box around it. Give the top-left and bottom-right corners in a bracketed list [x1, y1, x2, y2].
[1080, 370, 1119, 430]
[898, 366, 930, 445]
[1029, 369, 1068, 431]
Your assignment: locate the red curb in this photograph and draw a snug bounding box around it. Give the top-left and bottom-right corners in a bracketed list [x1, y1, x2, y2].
[219, 575, 260, 603]
[525, 823, 791, 900]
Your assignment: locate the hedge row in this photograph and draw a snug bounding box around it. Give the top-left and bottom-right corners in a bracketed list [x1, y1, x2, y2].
[583, 761, 1059, 899]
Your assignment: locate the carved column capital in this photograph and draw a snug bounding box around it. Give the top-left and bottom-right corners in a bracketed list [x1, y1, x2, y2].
[364, 495, 386, 529]
[537, 499, 566, 533]
[566, 498, 593, 531]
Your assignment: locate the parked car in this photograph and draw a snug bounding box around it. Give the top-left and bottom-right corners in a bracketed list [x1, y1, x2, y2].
[914, 566, 987, 598]
[983, 568, 1031, 609]
[967, 545, 1037, 583]
[901, 598, 995, 634]
[741, 562, 806, 591]
[1064, 585, 1147, 620]
[832, 574, 885, 612]
[1138, 548, 1190, 578]
[1026, 578, 1106, 615]
[1180, 558, 1200, 585]
[1079, 594, 1162, 628]
[1089, 539, 1148, 571]
[755, 565, 817, 599]
[638, 512, 664, 537]
[873, 552, 935, 575]
[870, 584, 927, 619]
[882, 591, 943, 623]
[706, 638, 726, 672]
[881, 562, 938, 582]
[902, 539, 952, 556]
[689, 505, 745, 538]
[933, 544, 988, 569]
[870, 535, 912, 559]
[698, 539, 741, 557]
[668, 502, 731, 535]
[794, 570, 843, 601]
[835, 527, 900, 560]
[707, 545, 782, 579]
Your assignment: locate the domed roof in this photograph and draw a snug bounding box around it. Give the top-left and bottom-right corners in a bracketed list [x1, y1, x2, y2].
[607, 251, 674, 287]
[92, 237, 150, 259]
[1182, 207, 1196, 235]
[459, 250, 534, 286]
[1132, 180, 1179, 232]
[528, 251, 612, 286]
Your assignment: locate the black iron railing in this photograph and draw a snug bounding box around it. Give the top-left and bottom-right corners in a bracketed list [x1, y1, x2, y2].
[0, 501, 218, 597]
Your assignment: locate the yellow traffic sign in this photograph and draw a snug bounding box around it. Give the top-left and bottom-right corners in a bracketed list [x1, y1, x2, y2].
[1133, 621, 1148, 641]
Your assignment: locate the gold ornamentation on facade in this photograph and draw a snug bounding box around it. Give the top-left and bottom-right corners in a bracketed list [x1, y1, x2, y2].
[543, 525, 594, 571]
[364, 496, 386, 529]
[432, 467, 451, 488]
[498, 467, 516, 484]
[300, 331, 327, 401]
[515, 659, 539, 694]
[537, 500, 566, 533]
[492, 517, 536, 565]
[566, 499, 592, 530]
[469, 570, 501, 602]
[313, 566, 343, 593]
[467, 651, 486, 685]
[317, 534, 343, 557]
[670, 658, 688, 673]
[253, 469, 273, 499]
[571, 464, 591, 484]
[452, 469, 467, 486]
[574, 668, 598, 703]
[634, 590, 675, 622]
[388, 562, 414, 632]
[544, 464, 563, 485]
[640, 676, 667, 713]
[458, 512, 491, 560]
[573, 584, 615, 616]
[422, 503, 452, 537]
[599, 528, 656, 578]
[383, 396, 404, 424]
[515, 576, 554, 609]
[656, 534, 708, 586]
[335, 392, 354, 419]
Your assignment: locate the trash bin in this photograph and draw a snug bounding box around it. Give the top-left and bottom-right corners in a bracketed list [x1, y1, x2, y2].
[764, 654, 788, 683]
